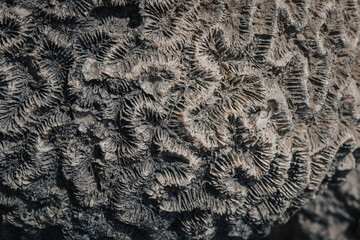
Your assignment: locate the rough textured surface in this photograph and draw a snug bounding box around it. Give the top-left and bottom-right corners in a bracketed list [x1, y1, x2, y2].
[266, 150, 360, 240]
[295, 165, 360, 240]
[0, 0, 360, 239]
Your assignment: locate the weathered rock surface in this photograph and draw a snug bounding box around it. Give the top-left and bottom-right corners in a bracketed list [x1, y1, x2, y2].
[297, 165, 360, 240]
[0, 0, 360, 239]
[267, 149, 360, 240]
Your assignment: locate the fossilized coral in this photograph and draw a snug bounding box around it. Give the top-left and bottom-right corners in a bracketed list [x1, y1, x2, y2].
[0, 0, 360, 240]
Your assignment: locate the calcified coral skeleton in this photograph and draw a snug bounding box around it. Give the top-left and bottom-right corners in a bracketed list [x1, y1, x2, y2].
[0, 0, 360, 239]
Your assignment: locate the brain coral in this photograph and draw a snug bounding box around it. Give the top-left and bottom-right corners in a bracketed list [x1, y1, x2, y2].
[0, 0, 360, 239]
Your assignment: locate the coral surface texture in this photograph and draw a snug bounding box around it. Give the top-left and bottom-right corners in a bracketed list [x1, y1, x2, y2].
[0, 0, 360, 239]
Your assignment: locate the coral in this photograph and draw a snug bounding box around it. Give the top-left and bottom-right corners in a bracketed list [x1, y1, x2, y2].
[34, 28, 75, 81]
[266, 152, 360, 240]
[1, 1, 360, 240]
[0, 12, 30, 54]
[37, 0, 95, 22]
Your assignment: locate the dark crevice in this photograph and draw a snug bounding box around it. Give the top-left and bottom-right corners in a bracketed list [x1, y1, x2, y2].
[90, 4, 142, 28]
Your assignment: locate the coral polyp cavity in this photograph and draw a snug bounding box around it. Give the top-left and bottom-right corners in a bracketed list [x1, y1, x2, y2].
[0, 1, 360, 239]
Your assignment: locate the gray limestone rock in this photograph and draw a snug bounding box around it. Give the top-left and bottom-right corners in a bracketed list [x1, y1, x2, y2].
[0, 0, 360, 239]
